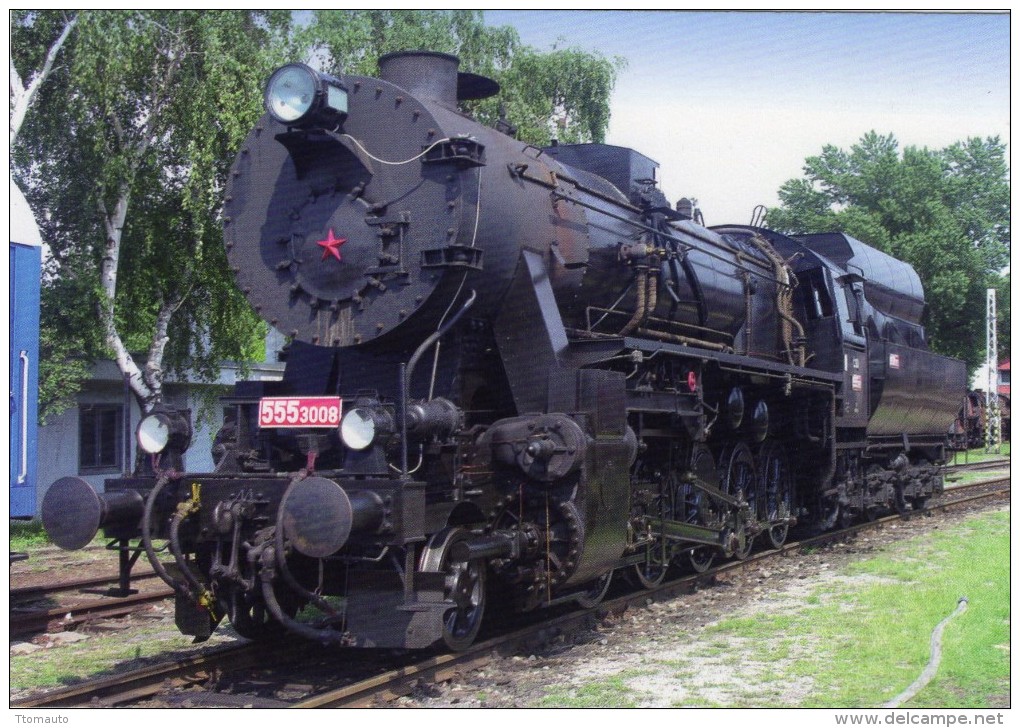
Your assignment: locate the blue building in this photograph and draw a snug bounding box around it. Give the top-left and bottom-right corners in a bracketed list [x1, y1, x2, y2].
[10, 179, 42, 519]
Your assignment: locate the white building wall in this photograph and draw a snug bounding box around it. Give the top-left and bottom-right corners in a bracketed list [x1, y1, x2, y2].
[36, 378, 144, 503]
[34, 343, 285, 513]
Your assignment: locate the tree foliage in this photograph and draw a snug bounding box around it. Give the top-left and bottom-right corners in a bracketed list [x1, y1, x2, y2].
[766, 131, 1010, 370]
[305, 10, 623, 145]
[12, 10, 293, 417]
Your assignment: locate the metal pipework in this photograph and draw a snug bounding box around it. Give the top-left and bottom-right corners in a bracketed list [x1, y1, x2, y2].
[448, 529, 534, 563]
[41, 476, 145, 550]
[400, 289, 477, 475]
[259, 545, 347, 645]
[405, 397, 462, 441]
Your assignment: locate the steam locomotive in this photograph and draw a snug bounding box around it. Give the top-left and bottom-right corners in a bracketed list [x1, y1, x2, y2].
[42, 51, 966, 651]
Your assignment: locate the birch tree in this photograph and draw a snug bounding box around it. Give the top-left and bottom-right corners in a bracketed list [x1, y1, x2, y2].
[12, 10, 294, 417]
[10, 11, 77, 145]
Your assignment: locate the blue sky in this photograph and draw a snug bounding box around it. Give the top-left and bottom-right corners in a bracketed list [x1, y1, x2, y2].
[485, 10, 1010, 225]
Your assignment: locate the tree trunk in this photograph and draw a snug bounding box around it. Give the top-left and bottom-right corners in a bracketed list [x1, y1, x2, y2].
[9, 15, 77, 146]
[97, 184, 161, 413]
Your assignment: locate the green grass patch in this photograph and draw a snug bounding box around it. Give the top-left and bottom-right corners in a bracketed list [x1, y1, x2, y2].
[10, 622, 243, 693]
[534, 670, 646, 707]
[951, 443, 1010, 465]
[706, 508, 1010, 708]
[946, 469, 1011, 487]
[619, 508, 1009, 708]
[706, 613, 797, 636]
[10, 520, 51, 552]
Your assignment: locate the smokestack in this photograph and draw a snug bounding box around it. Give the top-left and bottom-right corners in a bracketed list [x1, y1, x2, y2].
[378, 51, 460, 109]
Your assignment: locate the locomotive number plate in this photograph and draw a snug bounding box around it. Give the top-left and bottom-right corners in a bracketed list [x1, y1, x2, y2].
[258, 396, 342, 428]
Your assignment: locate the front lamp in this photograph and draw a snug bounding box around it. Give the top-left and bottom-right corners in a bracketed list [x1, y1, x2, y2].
[340, 407, 393, 451]
[264, 63, 348, 129]
[137, 407, 192, 456]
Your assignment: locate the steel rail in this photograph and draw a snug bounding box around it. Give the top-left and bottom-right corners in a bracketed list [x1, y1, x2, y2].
[292, 477, 1010, 708]
[11, 587, 175, 639]
[945, 458, 1011, 475]
[11, 571, 160, 602]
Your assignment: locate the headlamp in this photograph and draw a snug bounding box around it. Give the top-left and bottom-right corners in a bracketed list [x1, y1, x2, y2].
[136, 407, 192, 456]
[340, 407, 393, 451]
[264, 63, 348, 129]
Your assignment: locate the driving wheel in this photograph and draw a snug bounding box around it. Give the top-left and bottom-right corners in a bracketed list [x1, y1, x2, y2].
[420, 528, 487, 651]
[757, 440, 793, 549]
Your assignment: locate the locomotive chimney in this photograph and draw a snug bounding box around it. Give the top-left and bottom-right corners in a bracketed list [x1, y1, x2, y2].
[379, 50, 460, 109]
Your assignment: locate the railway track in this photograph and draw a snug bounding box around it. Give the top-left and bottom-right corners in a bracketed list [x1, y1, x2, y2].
[292, 475, 1011, 708]
[12, 642, 285, 708]
[945, 457, 1010, 475]
[10, 587, 175, 640]
[11, 566, 169, 640]
[12, 475, 1009, 709]
[11, 570, 160, 602]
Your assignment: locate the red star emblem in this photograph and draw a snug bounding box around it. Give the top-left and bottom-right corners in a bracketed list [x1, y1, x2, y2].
[316, 229, 347, 262]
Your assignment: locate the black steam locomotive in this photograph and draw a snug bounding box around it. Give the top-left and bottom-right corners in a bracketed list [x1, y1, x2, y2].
[42, 52, 966, 650]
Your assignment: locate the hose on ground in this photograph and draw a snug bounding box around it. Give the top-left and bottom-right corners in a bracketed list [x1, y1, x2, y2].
[883, 597, 969, 708]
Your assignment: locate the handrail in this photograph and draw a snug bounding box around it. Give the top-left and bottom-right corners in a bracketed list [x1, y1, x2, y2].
[18, 351, 29, 484]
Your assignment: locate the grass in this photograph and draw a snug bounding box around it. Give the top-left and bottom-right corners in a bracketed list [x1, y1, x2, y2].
[951, 443, 1010, 465]
[10, 618, 243, 693]
[947, 470, 1011, 487]
[535, 670, 647, 707]
[10, 519, 50, 552]
[710, 509, 1009, 708]
[530, 507, 1009, 708]
[945, 443, 1009, 486]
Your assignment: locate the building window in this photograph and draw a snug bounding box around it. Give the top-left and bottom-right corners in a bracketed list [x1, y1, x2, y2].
[79, 404, 124, 472]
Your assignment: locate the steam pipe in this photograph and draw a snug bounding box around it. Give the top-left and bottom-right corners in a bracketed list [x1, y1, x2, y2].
[550, 191, 789, 287]
[400, 289, 477, 476]
[259, 545, 347, 644]
[168, 507, 207, 601]
[141, 471, 188, 596]
[620, 270, 648, 335]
